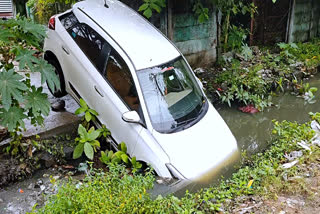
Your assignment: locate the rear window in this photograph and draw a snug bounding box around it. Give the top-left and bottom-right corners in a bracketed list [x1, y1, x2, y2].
[60, 12, 108, 72]
[68, 23, 105, 67]
[59, 12, 78, 30]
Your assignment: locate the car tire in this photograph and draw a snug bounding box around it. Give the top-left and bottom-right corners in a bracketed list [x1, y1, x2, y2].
[47, 59, 67, 98]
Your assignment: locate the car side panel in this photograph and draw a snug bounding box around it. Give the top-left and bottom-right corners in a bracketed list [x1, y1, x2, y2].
[134, 129, 171, 178]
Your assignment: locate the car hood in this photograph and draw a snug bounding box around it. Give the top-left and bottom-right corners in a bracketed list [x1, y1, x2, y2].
[152, 103, 239, 180]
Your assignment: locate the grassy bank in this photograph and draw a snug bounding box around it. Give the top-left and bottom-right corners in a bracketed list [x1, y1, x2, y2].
[199, 38, 320, 110]
[32, 112, 320, 213]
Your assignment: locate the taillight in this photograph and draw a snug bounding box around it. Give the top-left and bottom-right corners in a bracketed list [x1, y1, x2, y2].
[48, 16, 56, 30]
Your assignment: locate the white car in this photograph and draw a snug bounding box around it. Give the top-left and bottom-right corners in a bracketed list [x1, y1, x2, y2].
[44, 0, 238, 180]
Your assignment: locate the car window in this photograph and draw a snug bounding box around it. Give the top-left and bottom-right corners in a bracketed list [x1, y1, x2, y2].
[59, 12, 78, 30]
[68, 23, 106, 71]
[105, 50, 140, 112]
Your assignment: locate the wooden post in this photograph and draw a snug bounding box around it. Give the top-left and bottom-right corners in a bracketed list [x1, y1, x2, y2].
[250, 0, 256, 46]
[167, 0, 173, 41]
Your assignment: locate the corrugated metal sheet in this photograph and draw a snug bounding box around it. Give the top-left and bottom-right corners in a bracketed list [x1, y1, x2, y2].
[287, 0, 320, 42]
[0, 0, 13, 13]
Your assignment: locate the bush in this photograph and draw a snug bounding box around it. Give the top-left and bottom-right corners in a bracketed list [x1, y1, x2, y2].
[32, 112, 319, 213]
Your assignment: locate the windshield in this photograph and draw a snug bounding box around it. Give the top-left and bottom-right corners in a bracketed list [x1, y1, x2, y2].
[137, 57, 206, 133]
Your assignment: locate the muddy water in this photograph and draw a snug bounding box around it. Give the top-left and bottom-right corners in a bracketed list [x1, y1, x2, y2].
[218, 74, 320, 154]
[154, 74, 320, 196]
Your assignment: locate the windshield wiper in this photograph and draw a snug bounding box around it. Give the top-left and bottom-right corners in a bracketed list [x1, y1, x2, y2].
[168, 99, 206, 133]
[168, 116, 198, 133]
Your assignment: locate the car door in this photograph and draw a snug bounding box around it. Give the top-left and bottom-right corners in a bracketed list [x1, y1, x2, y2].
[58, 12, 143, 155]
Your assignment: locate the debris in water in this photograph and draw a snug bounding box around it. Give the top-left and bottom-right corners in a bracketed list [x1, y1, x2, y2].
[297, 141, 311, 151]
[284, 151, 303, 161]
[282, 160, 299, 169]
[239, 105, 259, 114]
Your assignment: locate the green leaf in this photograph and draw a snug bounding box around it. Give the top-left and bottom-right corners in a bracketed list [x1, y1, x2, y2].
[91, 140, 100, 149]
[138, 3, 149, 11]
[88, 129, 100, 141]
[114, 151, 124, 159]
[17, 17, 46, 40]
[85, 111, 92, 122]
[73, 143, 84, 159]
[143, 8, 152, 18]
[108, 150, 114, 158]
[100, 151, 110, 164]
[131, 156, 137, 165]
[121, 154, 129, 164]
[75, 107, 86, 115]
[309, 87, 318, 93]
[84, 142, 94, 160]
[111, 156, 121, 164]
[118, 142, 127, 153]
[290, 43, 298, 49]
[34, 59, 60, 93]
[0, 28, 14, 43]
[0, 107, 27, 132]
[0, 69, 28, 110]
[15, 48, 38, 70]
[278, 42, 287, 49]
[136, 162, 142, 169]
[150, 3, 161, 13]
[78, 124, 88, 139]
[25, 86, 50, 117]
[88, 109, 98, 116]
[79, 98, 88, 109]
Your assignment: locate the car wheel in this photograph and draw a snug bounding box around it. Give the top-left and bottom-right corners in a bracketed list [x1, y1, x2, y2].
[47, 59, 67, 98]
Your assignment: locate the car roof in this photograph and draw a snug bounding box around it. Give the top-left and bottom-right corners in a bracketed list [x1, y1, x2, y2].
[73, 0, 180, 70]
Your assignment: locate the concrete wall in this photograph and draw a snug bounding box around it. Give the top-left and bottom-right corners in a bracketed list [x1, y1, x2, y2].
[121, 0, 217, 68]
[172, 6, 217, 67]
[287, 0, 320, 42]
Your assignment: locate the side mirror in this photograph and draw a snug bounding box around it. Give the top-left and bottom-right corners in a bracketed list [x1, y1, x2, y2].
[122, 111, 141, 124]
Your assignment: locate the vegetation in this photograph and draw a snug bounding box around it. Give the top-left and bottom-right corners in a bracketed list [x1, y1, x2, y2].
[33, 112, 320, 213]
[72, 99, 142, 173]
[0, 17, 60, 155]
[27, 0, 75, 24]
[207, 38, 320, 110]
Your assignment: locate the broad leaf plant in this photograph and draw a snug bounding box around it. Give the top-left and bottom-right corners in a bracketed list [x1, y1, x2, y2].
[0, 17, 60, 143]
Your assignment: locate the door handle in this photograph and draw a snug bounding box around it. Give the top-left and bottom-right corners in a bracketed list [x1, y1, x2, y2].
[62, 46, 70, 55]
[94, 86, 104, 97]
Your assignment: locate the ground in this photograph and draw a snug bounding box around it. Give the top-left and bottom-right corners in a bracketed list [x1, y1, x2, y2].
[225, 157, 320, 214]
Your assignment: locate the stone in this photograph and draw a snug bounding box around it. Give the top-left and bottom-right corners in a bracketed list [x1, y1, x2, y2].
[194, 68, 206, 74]
[40, 185, 46, 191]
[63, 146, 74, 160]
[27, 183, 34, 190]
[0, 198, 3, 203]
[51, 100, 66, 112]
[40, 152, 56, 168]
[35, 179, 44, 188]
